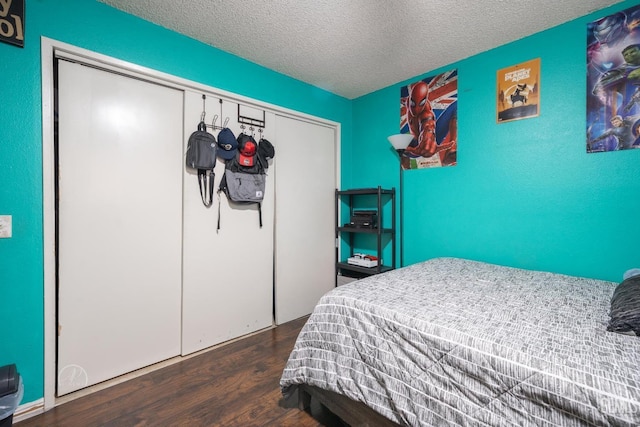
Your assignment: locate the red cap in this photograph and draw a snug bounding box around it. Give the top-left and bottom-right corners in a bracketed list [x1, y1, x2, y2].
[238, 140, 256, 167]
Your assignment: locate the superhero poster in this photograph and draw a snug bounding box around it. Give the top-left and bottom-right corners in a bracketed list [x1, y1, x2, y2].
[400, 69, 457, 169]
[587, 4, 640, 153]
[496, 58, 540, 123]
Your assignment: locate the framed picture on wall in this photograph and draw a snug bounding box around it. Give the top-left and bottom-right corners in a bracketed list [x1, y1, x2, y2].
[0, 0, 24, 48]
[496, 58, 540, 123]
[587, 3, 640, 153]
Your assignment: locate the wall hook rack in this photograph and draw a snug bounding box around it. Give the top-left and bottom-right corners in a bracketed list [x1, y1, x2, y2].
[238, 103, 266, 128]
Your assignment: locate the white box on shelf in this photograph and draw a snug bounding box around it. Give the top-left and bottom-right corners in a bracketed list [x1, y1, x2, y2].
[347, 254, 381, 268]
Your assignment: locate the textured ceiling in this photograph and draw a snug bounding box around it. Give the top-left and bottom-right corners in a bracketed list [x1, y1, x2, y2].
[99, 0, 622, 99]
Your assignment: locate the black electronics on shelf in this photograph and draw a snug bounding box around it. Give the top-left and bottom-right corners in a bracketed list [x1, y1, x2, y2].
[335, 186, 396, 285]
[347, 210, 378, 228]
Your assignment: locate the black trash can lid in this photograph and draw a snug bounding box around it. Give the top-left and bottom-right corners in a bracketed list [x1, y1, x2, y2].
[0, 364, 18, 398]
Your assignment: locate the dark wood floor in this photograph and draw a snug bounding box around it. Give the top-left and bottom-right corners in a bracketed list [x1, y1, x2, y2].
[17, 316, 346, 427]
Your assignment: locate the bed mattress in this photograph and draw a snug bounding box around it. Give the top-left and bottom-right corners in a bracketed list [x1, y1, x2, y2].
[280, 257, 640, 426]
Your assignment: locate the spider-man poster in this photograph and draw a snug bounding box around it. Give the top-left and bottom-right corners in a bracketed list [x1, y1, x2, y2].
[400, 70, 457, 169]
[587, 4, 640, 153]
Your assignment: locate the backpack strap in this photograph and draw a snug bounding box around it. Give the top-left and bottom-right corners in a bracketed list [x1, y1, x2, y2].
[217, 196, 222, 231]
[216, 172, 227, 231]
[217, 200, 261, 230]
[198, 169, 214, 208]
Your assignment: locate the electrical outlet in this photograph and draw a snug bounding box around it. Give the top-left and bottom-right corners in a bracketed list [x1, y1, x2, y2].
[0, 215, 12, 238]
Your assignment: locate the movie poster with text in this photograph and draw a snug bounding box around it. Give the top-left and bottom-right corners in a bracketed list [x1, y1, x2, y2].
[400, 70, 457, 169]
[587, 4, 640, 152]
[497, 58, 540, 123]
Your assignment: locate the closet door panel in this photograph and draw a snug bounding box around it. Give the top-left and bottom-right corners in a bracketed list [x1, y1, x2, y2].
[274, 116, 336, 324]
[57, 60, 183, 395]
[181, 92, 274, 355]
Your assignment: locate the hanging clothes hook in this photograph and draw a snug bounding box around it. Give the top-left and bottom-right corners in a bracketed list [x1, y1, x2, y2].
[200, 94, 207, 122]
[219, 99, 224, 128]
[223, 117, 230, 128]
[212, 114, 219, 128]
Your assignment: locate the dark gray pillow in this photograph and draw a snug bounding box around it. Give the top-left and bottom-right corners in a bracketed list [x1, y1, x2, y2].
[608, 276, 640, 336]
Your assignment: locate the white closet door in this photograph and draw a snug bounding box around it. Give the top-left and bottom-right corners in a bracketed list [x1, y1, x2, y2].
[274, 115, 336, 324]
[57, 60, 183, 395]
[181, 91, 274, 355]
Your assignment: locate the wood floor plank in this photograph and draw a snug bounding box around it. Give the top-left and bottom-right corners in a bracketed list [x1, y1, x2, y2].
[17, 316, 345, 427]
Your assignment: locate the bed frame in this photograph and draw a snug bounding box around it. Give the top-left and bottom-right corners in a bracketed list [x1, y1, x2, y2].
[297, 384, 401, 426]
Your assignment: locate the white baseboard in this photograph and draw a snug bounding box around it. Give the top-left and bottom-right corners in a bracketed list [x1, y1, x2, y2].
[13, 398, 45, 422]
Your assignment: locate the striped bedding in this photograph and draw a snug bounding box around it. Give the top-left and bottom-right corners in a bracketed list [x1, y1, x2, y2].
[280, 257, 640, 426]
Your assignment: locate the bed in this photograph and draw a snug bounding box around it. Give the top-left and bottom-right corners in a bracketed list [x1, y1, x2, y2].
[280, 257, 640, 426]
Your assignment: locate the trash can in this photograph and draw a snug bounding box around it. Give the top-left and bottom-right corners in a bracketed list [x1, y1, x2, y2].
[0, 364, 23, 427]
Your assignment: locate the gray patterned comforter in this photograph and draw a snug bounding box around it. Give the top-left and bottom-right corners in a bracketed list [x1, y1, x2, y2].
[280, 257, 640, 426]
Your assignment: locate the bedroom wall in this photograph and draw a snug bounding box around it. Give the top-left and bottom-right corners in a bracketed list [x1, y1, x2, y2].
[0, 0, 351, 404]
[350, 1, 639, 283]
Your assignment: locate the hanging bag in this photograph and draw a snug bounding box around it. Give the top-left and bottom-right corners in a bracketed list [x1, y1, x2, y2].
[222, 168, 266, 203]
[186, 121, 217, 207]
[217, 134, 274, 230]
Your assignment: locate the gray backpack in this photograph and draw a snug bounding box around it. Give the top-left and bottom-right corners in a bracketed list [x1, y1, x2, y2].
[222, 169, 266, 203]
[217, 134, 273, 229]
[186, 121, 217, 207]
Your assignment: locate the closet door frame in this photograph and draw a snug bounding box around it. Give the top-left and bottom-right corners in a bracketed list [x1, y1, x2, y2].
[41, 37, 341, 410]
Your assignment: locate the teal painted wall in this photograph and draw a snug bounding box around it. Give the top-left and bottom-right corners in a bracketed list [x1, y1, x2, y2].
[0, 0, 351, 403]
[352, 2, 639, 282]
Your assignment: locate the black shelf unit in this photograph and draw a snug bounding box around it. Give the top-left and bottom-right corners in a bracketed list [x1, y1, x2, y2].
[335, 186, 396, 284]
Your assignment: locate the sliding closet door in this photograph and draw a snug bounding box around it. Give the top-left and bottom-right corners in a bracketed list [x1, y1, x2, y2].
[56, 60, 183, 395]
[274, 116, 336, 324]
[181, 91, 274, 355]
